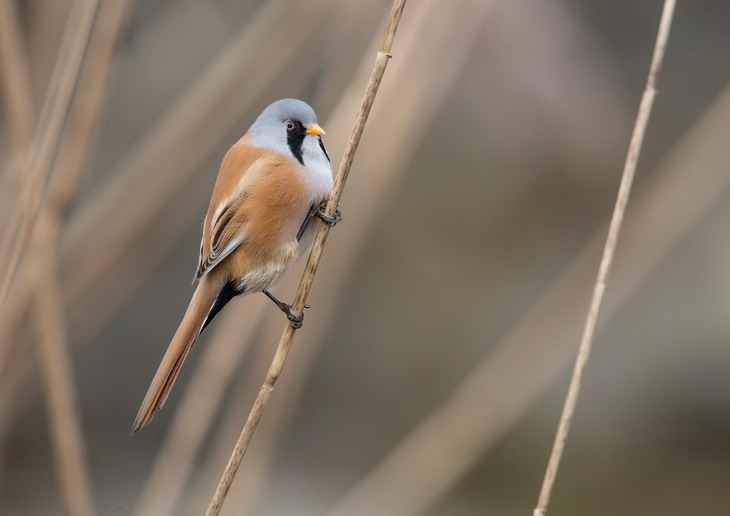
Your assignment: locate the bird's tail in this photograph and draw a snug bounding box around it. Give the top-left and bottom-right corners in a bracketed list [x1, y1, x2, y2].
[132, 275, 233, 433]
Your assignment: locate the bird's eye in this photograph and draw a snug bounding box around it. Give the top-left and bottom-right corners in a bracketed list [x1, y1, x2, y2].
[285, 121, 295, 131]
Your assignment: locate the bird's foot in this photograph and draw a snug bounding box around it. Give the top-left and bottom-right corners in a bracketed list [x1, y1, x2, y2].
[315, 201, 343, 226]
[263, 290, 309, 329]
[286, 308, 305, 329]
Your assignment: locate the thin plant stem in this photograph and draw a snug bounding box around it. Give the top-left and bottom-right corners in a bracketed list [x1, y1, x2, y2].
[0, 0, 100, 311]
[47, 0, 135, 217]
[327, 79, 730, 516]
[133, 302, 268, 516]
[0, 0, 36, 160]
[0, 0, 36, 384]
[0, 0, 131, 436]
[223, 0, 494, 511]
[534, 1, 677, 513]
[33, 215, 95, 516]
[23, 2, 130, 514]
[204, 1, 407, 514]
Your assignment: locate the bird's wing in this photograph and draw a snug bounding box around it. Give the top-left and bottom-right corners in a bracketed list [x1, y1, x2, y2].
[196, 197, 247, 278]
[195, 141, 270, 279]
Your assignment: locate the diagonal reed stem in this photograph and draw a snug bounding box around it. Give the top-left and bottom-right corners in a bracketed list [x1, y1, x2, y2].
[327, 80, 730, 516]
[204, 1, 407, 514]
[33, 215, 96, 516]
[0, 0, 36, 160]
[30, 2, 132, 514]
[534, 1, 677, 514]
[0, 0, 100, 311]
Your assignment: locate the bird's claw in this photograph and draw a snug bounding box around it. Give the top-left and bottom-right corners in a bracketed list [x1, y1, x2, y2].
[315, 201, 343, 226]
[286, 303, 310, 329]
[287, 310, 304, 329]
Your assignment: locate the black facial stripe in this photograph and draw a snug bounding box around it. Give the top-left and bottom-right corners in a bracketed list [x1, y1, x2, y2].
[318, 136, 330, 163]
[286, 120, 306, 165]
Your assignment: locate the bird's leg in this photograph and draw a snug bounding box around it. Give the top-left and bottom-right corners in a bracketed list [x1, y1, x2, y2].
[314, 200, 343, 226]
[263, 290, 309, 329]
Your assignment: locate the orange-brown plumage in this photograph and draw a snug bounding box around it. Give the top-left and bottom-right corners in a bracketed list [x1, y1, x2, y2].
[197, 138, 312, 281]
[133, 99, 332, 433]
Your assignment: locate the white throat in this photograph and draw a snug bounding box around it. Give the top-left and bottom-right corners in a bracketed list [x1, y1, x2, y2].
[300, 136, 334, 203]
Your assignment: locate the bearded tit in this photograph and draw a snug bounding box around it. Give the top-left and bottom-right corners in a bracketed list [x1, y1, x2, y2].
[133, 99, 340, 433]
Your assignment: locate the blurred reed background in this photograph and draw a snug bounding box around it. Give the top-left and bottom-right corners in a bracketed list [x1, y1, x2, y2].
[1, 0, 730, 515]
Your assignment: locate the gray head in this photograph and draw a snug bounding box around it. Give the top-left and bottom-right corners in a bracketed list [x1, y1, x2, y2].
[248, 99, 328, 166]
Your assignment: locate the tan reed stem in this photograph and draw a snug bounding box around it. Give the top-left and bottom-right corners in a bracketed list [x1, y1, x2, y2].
[0, 0, 100, 311]
[0, 0, 131, 432]
[0, 0, 36, 160]
[204, 1, 407, 514]
[26, 2, 130, 514]
[325, 75, 730, 515]
[133, 302, 268, 516]
[225, 0, 494, 511]
[33, 214, 95, 516]
[0, 0, 36, 386]
[534, 1, 677, 513]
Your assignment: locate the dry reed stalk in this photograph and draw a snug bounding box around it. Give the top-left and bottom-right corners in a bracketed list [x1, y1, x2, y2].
[133, 301, 269, 516]
[0, 0, 36, 160]
[534, 1, 676, 513]
[203, 310, 294, 512]
[184, 336, 282, 513]
[0, 4, 96, 492]
[0, 3, 86, 392]
[14, 3, 132, 514]
[47, 0, 134, 217]
[0, 0, 100, 311]
[209, 0, 496, 512]
[0, 0, 35, 388]
[32, 215, 95, 516]
[204, 2, 407, 514]
[325, 84, 730, 516]
[311, 0, 386, 110]
[324, 15, 730, 516]
[26, 0, 74, 102]
[0, 0, 132, 435]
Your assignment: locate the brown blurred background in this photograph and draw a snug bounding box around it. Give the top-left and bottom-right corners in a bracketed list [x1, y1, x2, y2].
[1, 0, 730, 514]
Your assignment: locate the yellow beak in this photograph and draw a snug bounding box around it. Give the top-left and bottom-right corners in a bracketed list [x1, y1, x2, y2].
[306, 123, 326, 136]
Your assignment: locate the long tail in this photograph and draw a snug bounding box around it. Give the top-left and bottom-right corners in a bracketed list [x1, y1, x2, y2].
[132, 275, 239, 433]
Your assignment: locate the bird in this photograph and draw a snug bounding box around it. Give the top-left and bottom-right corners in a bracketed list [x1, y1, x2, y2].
[132, 99, 339, 433]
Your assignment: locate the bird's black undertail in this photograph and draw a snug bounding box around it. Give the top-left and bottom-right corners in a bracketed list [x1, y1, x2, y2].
[199, 280, 244, 334]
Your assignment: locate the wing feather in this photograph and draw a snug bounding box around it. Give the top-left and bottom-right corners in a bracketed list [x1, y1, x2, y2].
[196, 199, 248, 278]
[194, 138, 315, 281]
[195, 140, 268, 278]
